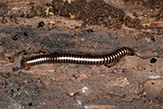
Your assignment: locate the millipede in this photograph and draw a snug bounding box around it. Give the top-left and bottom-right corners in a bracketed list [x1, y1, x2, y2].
[21, 47, 133, 68]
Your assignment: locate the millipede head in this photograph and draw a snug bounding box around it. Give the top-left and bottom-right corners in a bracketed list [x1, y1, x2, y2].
[123, 47, 134, 55]
[127, 47, 134, 55]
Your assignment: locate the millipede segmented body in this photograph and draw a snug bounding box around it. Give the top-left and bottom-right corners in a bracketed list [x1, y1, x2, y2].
[21, 47, 133, 68]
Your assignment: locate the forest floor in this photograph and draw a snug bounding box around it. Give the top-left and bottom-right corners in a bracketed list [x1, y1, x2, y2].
[0, 0, 163, 108]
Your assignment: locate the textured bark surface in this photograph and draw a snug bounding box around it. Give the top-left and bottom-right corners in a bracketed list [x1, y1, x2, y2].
[0, 0, 163, 108]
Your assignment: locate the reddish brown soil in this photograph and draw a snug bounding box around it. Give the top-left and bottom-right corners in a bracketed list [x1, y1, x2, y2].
[0, 0, 163, 108]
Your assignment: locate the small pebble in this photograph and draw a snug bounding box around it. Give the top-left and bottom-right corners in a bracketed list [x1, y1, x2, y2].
[12, 67, 20, 71]
[1, 73, 10, 78]
[24, 31, 29, 36]
[38, 21, 44, 28]
[150, 58, 157, 63]
[151, 37, 155, 42]
[12, 35, 18, 40]
[86, 29, 94, 33]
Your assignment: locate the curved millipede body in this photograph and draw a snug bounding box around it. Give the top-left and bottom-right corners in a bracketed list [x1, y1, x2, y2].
[21, 47, 133, 68]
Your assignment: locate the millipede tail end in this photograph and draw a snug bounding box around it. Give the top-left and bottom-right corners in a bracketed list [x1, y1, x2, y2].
[20, 57, 30, 69]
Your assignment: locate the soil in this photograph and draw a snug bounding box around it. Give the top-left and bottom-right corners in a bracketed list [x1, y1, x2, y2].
[0, 0, 163, 108]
